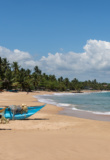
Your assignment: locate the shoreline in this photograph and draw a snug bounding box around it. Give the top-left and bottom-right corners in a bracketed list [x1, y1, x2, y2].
[1, 90, 110, 122]
[1, 91, 110, 160]
[59, 107, 110, 122]
[36, 90, 110, 122]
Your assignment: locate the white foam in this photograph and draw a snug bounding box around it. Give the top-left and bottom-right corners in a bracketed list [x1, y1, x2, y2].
[34, 95, 59, 107]
[87, 110, 110, 115]
[53, 92, 92, 97]
[72, 107, 110, 115]
[34, 95, 72, 108]
[53, 93, 75, 96]
[92, 111, 110, 115]
[34, 93, 110, 116]
[72, 107, 80, 111]
[58, 103, 70, 107]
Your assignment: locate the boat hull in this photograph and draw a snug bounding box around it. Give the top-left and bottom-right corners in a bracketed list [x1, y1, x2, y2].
[0, 104, 46, 120]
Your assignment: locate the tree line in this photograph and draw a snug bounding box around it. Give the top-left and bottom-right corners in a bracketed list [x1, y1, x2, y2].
[0, 57, 109, 92]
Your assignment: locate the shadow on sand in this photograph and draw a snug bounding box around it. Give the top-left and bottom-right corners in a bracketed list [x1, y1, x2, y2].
[0, 128, 11, 130]
[19, 118, 49, 121]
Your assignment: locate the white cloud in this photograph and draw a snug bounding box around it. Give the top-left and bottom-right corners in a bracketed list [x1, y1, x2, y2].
[38, 39, 110, 82]
[1, 39, 110, 82]
[0, 46, 33, 68]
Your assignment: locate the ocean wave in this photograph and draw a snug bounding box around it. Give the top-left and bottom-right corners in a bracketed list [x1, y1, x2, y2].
[92, 111, 110, 115]
[53, 93, 75, 96]
[53, 92, 91, 96]
[34, 95, 72, 107]
[34, 92, 110, 116]
[34, 95, 56, 104]
[72, 107, 110, 115]
[58, 103, 71, 107]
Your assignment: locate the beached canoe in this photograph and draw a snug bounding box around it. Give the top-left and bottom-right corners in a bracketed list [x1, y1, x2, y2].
[0, 104, 46, 120]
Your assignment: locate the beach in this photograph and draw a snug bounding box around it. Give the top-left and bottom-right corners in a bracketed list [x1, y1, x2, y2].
[1, 91, 110, 160]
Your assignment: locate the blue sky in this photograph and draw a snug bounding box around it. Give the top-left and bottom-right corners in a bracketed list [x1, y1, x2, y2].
[0, 0, 110, 82]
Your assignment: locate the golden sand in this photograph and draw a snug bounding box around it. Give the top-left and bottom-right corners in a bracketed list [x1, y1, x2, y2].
[0, 91, 110, 160]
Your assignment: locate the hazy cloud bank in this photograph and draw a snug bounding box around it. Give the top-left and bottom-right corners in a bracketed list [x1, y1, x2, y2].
[0, 39, 110, 82]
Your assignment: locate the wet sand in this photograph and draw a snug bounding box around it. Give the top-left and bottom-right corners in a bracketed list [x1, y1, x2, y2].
[60, 107, 110, 121]
[0, 91, 110, 160]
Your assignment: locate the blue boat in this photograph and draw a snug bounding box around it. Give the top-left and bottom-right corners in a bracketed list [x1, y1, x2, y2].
[0, 104, 46, 120]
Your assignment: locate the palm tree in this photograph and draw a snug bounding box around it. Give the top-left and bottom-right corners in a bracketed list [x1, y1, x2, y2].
[4, 68, 12, 89]
[0, 57, 3, 79]
[32, 73, 39, 90]
[64, 78, 70, 87]
[26, 69, 31, 76]
[2, 58, 10, 80]
[48, 75, 56, 81]
[2, 58, 10, 71]
[11, 62, 20, 74]
[34, 66, 41, 75]
[58, 76, 63, 83]
[42, 73, 48, 80]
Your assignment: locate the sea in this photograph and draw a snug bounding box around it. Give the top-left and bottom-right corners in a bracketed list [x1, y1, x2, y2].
[34, 91, 110, 121]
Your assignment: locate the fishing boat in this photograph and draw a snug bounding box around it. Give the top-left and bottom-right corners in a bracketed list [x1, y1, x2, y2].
[0, 104, 46, 120]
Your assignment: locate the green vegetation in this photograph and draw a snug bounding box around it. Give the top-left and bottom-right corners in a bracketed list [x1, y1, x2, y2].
[0, 57, 109, 92]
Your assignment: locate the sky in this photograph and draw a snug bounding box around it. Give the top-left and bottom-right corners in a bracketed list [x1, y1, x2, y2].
[0, 0, 110, 82]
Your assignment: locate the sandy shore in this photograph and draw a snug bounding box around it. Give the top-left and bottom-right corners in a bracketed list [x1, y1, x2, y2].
[1, 91, 110, 160]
